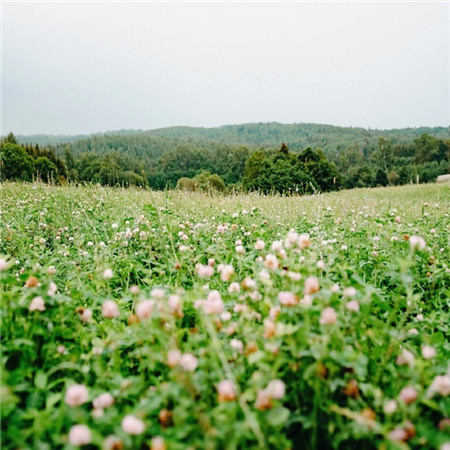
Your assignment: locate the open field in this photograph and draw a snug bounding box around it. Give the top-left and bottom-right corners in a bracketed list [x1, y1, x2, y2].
[1, 182, 450, 449]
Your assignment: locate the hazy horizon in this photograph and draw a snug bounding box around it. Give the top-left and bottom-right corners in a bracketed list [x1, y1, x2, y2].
[11, 120, 450, 140]
[3, 2, 449, 135]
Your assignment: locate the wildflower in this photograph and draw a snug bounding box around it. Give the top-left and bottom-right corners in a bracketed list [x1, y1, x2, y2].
[263, 319, 277, 338]
[259, 269, 271, 280]
[345, 300, 360, 312]
[235, 245, 245, 254]
[298, 233, 311, 249]
[167, 349, 181, 368]
[265, 254, 279, 270]
[285, 230, 298, 248]
[217, 380, 237, 402]
[65, 384, 88, 407]
[103, 435, 122, 450]
[388, 428, 408, 442]
[121, 414, 145, 435]
[266, 380, 285, 399]
[151, 436, 166, 450]
[221, 264, 234, 281]
[102, 300, 119, 318]
[0, 259, 8, 271]
[103, 269, 113, 280]
[93, 393, 114, 409]
[151, 288, 165, 300]
[287, 271, 301, 281]
[304, 277, 319, 295]
[47, 282, 57, 296]
[399, 386, 418, 404]
[317, 260, 325, 270]
[330, 283, 340, 293]
[167, 294, 181, 314]
[29, 296, 45, 312]
[25, 276, 39, 287]
[230, 339, 244, 353]
[228, 282, 240, 293]
[409, 236, 426, 251]
[421, 345, 436, 359]
[255, 390, 272, 410]
[269, 306, 281, 320]
[220, 311, 232, 321]
[343, 287, 356, 298]
[129, 285, 139, 295]
[68, 424, 92, 446]
[203, 290, 224, 315]
[271, 240, 283, 252]
[242, 277, 256, 290]
[383, 399, 397, 414]
[320, 307, 337, 325]
[196, 263, 214, 278]
[428, 375, 450, 397]
[57, 345, 66, 354]
[179, 353, 198, 372]
[81, 308, 92, 322]
[396, 349, 415, 367]
[254, 239, 265, 250]
[278, 291, 298, 306]
[249, 290, 262, 302]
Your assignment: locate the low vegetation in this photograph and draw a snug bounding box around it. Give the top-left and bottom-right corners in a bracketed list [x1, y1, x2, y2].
[1, 182, 449, 449]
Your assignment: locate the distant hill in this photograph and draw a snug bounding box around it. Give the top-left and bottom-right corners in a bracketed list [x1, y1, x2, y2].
[15, 129, 144, 147]
[15, 122, 449, 156]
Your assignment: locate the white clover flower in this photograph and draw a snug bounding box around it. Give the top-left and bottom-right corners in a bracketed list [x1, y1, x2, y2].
[319, 307, 337, 325]
[217, 380, 237, 402]
[409, 236, 426, 251]
[278, 291, 298, 306]
[93, 393, 114, 409]
[29, 296, 45, 312]
[179, 353, 198, 372]
[103, 269, 113, 280]
[304, 277, 319, 295]
[151, 288, 165, 300]
[121, 414, 145, 435]
[421, 345, 436, 359]
[102, 300, 119, 318]
[254, 239, 265, 250]
[68, 424, 92, 446]
[65, 384, 89, 407]
[428, 375, 450, 397]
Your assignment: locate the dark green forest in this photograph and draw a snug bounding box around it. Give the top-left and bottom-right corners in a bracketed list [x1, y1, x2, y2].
[2, 122, 449, 194]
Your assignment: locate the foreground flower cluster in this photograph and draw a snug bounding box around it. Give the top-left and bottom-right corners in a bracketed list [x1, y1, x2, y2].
[1, 182, 449, 449]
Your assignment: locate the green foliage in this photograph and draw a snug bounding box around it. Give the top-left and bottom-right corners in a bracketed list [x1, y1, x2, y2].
[0, 142, 35, 181]
[34, 156, 58, 182]
[413, 134, 442, 164]
[5, 126, 450, 191]
[1, 182, 449, 449]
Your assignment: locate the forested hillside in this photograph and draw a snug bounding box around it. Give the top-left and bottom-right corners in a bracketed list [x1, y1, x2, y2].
[3, 123, 450, 193]
[16, 122, 449, 154]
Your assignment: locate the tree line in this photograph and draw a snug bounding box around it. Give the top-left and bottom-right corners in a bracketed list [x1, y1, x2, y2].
[1, 129, 449, 194]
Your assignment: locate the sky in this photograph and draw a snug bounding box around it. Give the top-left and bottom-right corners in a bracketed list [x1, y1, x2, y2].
[2, 1, 449, 135]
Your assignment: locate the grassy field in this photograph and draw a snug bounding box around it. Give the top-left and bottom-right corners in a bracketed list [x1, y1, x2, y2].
[1, 182, 450, 449]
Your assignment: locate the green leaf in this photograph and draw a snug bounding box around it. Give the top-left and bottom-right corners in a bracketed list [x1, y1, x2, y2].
[266, 406, 290, 427]
[35, 371, 47, 390]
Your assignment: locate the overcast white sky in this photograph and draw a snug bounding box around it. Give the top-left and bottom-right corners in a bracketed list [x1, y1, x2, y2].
[2, 1, 449, 135]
